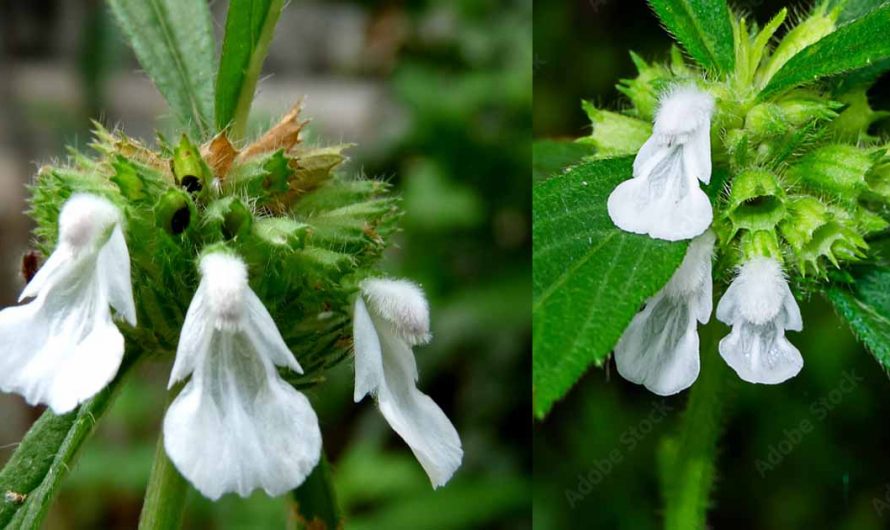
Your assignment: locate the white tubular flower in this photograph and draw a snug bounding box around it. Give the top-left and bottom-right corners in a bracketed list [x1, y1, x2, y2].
[0, 193, 135, 414]
[163, 252, 321, 500]
[614, 231, 715, 395]
[607, 85, 715, 241]
[717, 257, 803, 384]
[353, 278, 462, 488]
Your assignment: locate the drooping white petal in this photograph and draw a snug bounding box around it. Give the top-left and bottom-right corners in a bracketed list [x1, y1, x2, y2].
[164, 252, 320, 500]
[717, 257, 803, 384]
[0, 193, 132, 413]
[608, 85, 715, 241]
[353, 283, 462, 488]
[614, 231, 715, 395]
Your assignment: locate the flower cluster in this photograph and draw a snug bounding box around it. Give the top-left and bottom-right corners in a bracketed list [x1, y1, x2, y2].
[602, 5, 890, 394]
[609, 85, 806, 394]
[0, 105, 461, 498]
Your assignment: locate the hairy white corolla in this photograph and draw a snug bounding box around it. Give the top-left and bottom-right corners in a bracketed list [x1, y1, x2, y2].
[0, 193, 135, 413]
[717, 257, 803, 384]
[163, 252, 321, 500]
[614, 231, 715, 395]
[607, 85, 715, 241]
[353, 278, 463, 488]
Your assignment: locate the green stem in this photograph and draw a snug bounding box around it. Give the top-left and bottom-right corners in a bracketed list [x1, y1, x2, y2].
[660, 324, 731, 530]
[138, 389, 189, 530]
[289, 453, 342, 530]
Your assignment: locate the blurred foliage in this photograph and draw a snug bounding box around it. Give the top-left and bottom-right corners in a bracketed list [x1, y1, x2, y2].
[534, 0, 890, 528]
[0, 0, 530, 528]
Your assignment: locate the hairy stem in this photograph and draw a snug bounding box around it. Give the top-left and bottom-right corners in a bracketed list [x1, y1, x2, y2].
[138, 389, 189, 530]
[289, 452, 342, 530]
[660, 323, 731, 530]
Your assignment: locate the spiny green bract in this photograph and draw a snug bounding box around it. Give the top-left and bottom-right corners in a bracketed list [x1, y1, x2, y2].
[581, 3, 890, 280]
[28, 103, 399, 387]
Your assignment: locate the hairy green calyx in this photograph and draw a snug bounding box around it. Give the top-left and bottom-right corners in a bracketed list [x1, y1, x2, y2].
[28, 103, 399, 386]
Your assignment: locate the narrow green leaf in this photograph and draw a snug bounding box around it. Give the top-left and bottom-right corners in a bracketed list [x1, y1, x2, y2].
[532, 140, 594, 182]
[107, 0, 215, 138]
[215, 0, 285, 140]
[647, 0, 735, 73]
[760, 4, 890, 99]
[0, 355, 137, 529]
[827, 265, 890, 368]
[532, 157, 688, 418]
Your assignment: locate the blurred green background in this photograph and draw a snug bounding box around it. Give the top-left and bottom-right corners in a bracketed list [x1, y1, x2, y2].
[0, 0, 531, 528]
[534, 0, 890, 529]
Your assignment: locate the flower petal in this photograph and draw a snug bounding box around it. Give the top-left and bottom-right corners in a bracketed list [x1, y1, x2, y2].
[0, 258, 124, 413]
[353, 297, 385, 403]
[374, 323, 462, 487]
[98, 225, 137, 326]
[719, 321, 803, 384]
[607, 148, 712, 241]
[614, 292, 701, 396]
[164, 330, 321, 499]
[684, 124, 712, 185]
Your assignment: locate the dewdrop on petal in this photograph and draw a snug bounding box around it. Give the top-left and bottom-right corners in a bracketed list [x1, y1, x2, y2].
[353, 278, 463, 488]
[0, 193, 135, 414]
[614, 231, 715, 395]
[163, 251, 321, 500]
[716, 257, 803, 384]
[607, 85, 715, 241]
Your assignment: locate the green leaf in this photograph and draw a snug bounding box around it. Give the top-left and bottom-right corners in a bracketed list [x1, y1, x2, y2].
[107, 0, 216, 138]
[215, 0, 285, 140]
[532, 157, 688, 418]
[532, 140, 594, 182]
[827, 265, 890, 368]
[647, 0, 735, 73]
[0, 355, 137, 529]
[760, 4, 890, 100]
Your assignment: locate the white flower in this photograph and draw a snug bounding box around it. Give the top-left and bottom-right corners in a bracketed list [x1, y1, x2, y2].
[716, 257, 803, 384]
[614, 231, 715, 395]
[0, 193, 135, 414]
[163, 252, 321, 500]
[353, 278, 462, 488]
[607, 85, 715, 241]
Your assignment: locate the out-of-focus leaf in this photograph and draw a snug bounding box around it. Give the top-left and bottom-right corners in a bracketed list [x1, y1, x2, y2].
[532, 140, 594, 182]
[107, 0, 215, 138]
[827, 265, 890, 368]
[0, 356, 137, 530]
[760, 4, 890, 99]
[647, 0, 735, 73]
[532, 157, 687, 418]
[403, 160, 485, 231]
[291, 454, 341, 530]
[215, 0, 284, 139]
